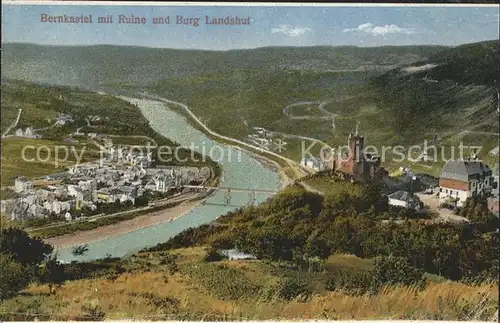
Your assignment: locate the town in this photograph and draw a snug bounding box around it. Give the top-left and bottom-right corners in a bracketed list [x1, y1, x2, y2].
[1, 143, 212, 223]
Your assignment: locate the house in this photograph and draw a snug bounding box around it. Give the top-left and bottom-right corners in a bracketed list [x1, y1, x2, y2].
[154, 172, 175, 192]
[0, 199, 15, 213]
[97, 188, 112, 202]
[8, 202, 28, 221]
[44, 172, 68, 181]
[388, 190, 422, 210]
[439, 159, 495, 207]
[118, 186, 137, 198]
[14, 177, 33, 193]
[27, 204, 45, 218]
[300, 157, 322, 172]
[118, 193, 135, 205]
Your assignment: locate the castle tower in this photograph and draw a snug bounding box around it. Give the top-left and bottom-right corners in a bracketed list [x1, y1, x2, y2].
[348, 122, 364, 163]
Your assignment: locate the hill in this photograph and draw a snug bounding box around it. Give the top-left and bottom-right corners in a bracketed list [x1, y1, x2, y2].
[1, 174, 498, 320]
[1, 43, 447, 89]
[1, 246, 497, 321]
[365, 39, 499, 140]
[317, 40, 499, 173]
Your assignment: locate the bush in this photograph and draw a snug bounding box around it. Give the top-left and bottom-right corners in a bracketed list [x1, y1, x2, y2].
[65, 261, 126, 281]
[203, 247, 227, 262]
[183, 263, 258, 300]
[0, 296, 49, 321]
[326, 269, 374, 295]
[325, 256, 425, 296]
[276, 277, 310, 301]
[128, 292, 180, 314]
[0, 253, 30, 300]
[159, 253, 180, 274]
[146, 225, 224, 252]
[0, 228, 53, 266]
[76, 303, 106, 321]
[38, 255, 66, 294]
[371, 255, 425, 289]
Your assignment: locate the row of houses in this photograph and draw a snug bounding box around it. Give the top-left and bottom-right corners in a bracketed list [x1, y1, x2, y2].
[4, 161, 212, 221]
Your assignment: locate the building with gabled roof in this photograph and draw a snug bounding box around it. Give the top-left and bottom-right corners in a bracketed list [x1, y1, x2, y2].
[388, 190, 422, 210]
[439, 158, 495, 207]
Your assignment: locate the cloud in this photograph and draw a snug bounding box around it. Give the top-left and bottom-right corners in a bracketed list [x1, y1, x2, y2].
[343, 23, 416, 37]
[271, 24, 311, 37]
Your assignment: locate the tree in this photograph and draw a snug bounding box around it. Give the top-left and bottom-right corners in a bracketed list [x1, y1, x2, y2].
[72, 245, 89, 257]
[0, 228, 53, 266]
[38, 254, 66, 294]
[134, 195, 149, 207]
[371, 255, 425, 289]
[0, 253, 30, 300]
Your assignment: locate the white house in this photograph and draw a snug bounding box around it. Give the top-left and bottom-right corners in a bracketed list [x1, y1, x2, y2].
[154, 173, 175, 193]
[388, 190, 422, 210]
[14, 177, 33, 193]
[300, 157, 322, 172]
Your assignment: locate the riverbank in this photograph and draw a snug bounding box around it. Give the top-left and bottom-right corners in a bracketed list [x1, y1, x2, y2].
[243, 148, 294, 189]
[132, 95, 306, 188]
[46, 199, 203, 249]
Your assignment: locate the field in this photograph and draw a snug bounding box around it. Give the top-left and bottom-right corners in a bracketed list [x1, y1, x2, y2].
[0, 247, 497, 321]
[0, 137, 101, 186]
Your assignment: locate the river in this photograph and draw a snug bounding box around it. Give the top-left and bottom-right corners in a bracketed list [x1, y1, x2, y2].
[54, 97, 281, 262]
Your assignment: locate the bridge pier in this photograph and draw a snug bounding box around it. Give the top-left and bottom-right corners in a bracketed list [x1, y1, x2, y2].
[248, 190, 256, 205]
[224, 188, 232, 206]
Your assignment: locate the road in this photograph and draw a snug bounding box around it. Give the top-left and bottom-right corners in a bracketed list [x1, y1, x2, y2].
[416, 192, 469, 223]
[1, 108, 22, 138]
[257, 126, 327, 146]
[282, 101, 337, 120]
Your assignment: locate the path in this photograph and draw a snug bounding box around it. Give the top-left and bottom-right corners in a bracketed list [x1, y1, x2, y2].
[1, 108, 22, 138]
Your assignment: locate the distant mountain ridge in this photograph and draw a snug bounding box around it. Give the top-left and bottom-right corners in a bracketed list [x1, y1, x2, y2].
[1, 42, 448, 89]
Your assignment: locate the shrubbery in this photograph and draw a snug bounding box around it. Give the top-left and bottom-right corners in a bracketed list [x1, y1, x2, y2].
[203, 247, 227, 262]
[326, 255, 425, 295]
[150, 185, 498, 282]
[0, 253, 30, 300]
[275, 277, 310, 301]
[183, 263, 258, 300]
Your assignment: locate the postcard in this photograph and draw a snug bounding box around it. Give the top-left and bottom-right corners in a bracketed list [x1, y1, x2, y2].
[1, 1, 499, 321]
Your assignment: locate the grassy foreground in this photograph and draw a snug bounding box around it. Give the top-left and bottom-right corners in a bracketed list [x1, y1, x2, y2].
[0, 247, 497, 321]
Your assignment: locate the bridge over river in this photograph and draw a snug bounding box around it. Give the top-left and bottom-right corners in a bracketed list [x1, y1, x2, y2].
[182, 185, 279, 207]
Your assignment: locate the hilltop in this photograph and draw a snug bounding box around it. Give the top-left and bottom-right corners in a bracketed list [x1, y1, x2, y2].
[1, 43, 447, 88]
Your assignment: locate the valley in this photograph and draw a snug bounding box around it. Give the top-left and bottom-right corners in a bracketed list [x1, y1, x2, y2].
[1, 38, 499, 321]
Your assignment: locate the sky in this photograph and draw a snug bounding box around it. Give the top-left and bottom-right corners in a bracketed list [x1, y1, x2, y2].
[2, 3, 499, 50]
